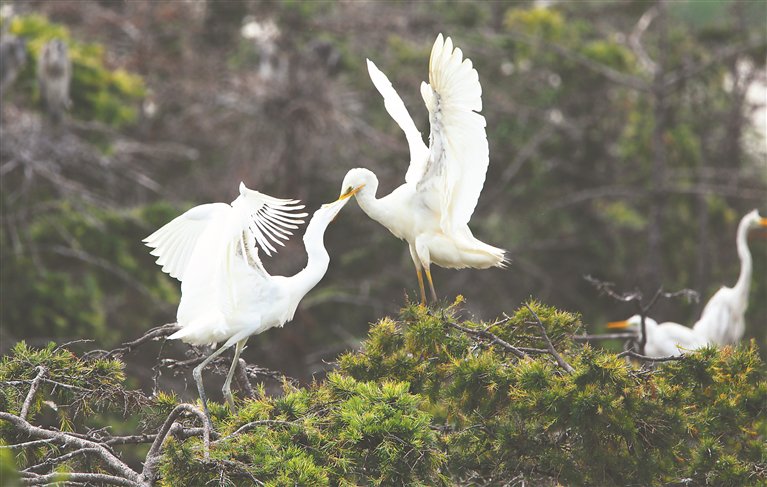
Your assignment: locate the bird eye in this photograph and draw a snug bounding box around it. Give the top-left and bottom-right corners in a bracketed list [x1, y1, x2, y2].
[346, 186, 352, 193]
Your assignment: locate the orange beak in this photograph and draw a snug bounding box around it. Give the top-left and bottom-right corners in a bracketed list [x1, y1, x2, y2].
[338, 184, 365, 201]
[607, 320, 630, 329]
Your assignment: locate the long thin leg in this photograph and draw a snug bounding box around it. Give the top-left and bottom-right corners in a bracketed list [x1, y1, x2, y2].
[222, 338, 247, 410]
[416, 268, 427, 306]
[193, 342, 233, 422]
[425, 267, 437, 302]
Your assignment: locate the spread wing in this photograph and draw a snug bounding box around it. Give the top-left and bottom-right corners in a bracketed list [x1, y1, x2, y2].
[144, 182, 307, 281]
[419, 34, 489, 234]
[366, 59, 429, 184]
[143, 203, 229, 281]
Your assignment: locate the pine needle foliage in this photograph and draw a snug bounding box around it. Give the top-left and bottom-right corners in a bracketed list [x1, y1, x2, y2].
[1, 300, 765, 486]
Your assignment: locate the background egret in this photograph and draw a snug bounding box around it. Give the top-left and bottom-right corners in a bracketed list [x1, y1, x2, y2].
[608, 314, 709, 358]
[693, 210, 767, 345]
[339, 34, 506, 304]
[145, 183, 356, 416]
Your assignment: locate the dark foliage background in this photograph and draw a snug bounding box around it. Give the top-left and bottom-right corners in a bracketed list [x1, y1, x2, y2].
[1, 0, 766, 392]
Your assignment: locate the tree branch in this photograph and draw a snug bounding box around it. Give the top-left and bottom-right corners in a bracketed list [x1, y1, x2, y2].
[19, 366, 47, 421]
[443, 319, 527, 359]
[524, 304, 574, 373]
[142, 403, 211, 484]
[0, 412, 143, 485]
[20, 471, 142, 487]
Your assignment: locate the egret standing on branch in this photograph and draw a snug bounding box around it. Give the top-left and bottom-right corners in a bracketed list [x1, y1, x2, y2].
[144, 183, 360, 418]
[693, 210, 767, 345]
[607, 315, 709, 358]
[339, 34, 507, 304]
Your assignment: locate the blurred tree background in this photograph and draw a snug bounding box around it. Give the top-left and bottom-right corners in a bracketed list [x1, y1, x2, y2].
[1, 0, 765, 395]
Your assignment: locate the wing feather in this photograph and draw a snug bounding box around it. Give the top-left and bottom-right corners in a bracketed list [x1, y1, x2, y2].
[366, 59, 430, 185]
[145, 183, 308, 282]
[420, 34, 488, 234]
[144, 203, 230, 280]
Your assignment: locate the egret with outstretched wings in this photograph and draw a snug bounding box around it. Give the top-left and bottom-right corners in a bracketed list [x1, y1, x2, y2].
[339, 34, 506, 304]
[145, 182, 359, 417]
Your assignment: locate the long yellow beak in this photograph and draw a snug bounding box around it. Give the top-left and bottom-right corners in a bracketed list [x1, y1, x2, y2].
[760, 218, 767, 227]
[338, 184, 365, 200]
[607, 320, 629, 329]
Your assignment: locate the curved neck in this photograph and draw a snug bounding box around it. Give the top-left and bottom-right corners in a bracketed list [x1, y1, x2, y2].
[354, 177, 386, 223]
[733, 217, 752, 297]
[290, 220, 331, 300]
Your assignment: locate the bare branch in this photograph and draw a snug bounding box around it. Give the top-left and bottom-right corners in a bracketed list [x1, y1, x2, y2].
[142, 403, 211, 484]
[629, 5, 659, 75]
[617, 350, 685, 362]
[20, 366, 47, 421]
[0, 412, 143, 485]
[23, 447, 103, 473]
[524, 304, 575, 373]
[573, 332, 638, 342]
[443, 319, 527, 360]
[84, 323, 180, 359]
[20, 472, 142, 487]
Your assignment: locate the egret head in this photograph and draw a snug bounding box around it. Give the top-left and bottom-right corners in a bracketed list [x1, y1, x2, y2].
[607, 314, 657, 334]
[743, 209, 767, 230]
[339, 168, 375, 200]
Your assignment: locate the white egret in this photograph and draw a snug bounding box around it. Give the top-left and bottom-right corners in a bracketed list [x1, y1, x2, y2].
[339, 34, 506, 304]
[692, 210, 767, 345]
[144, 182, 359, 417]
[607, 315, 709, 358]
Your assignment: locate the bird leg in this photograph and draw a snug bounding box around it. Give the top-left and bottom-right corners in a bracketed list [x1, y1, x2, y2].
[192, 342, 233, 424]
[425, 267, 437, 302]
[222, 338, 248, 411]
[416, 268, 427, 306]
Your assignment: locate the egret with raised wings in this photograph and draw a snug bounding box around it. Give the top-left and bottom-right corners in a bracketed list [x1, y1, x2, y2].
[339, 34, 506, 304]
[607, 315, 709, 358]
[144, 183, 359, 417]
[692, 209, 767, 345]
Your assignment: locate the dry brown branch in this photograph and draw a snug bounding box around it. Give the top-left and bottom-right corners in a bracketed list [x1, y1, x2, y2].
[84, 323, 180, 359]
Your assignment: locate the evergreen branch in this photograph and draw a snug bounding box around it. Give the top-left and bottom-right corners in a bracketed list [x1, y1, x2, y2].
[617, 350, 685, 362]
[0, 412, 144, 485]
[20, 366, 47, 421]
[0, 438, 55, 449]
[142, 403, 211, 484]
[215, 420, 296, 444]
[524, 304, 575, 373]
[443, 319, 527, 360]
[23, 447, 103, 474]
[19, 471, 142, 487]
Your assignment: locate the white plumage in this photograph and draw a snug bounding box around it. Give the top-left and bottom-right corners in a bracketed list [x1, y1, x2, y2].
[341, 34, 505, 304]
[692, 209, 766, 345]
[144, 182, 355, 416]
[608, 315, 709, 358]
